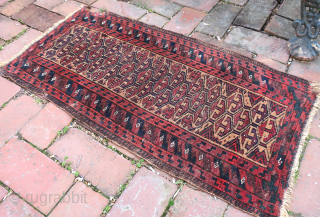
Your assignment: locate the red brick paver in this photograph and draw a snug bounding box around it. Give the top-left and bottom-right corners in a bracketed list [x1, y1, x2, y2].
[255, 55, 287, 72]
[0, 137, 74, 215]
[167, 185, 228, 217]
[192, 32, 252, 58]
[0, 185, 8, 200]
[49, 182, 109, 217]
[139, 13, 168, 28]
[19, 103, 72, 149]
[109, 140, 140, 161]
[0, 77, 20, 106]
[234, 0, 276, 31]
[0, 95, 42, 147]
[171, 0, 218, 12]
[224, 205, 253, 217]
[277, 0, 300, 21]
[290, 140, 320, 216]
[131, 0, 182, 18]
[92, 0, 147, 20]
[0, 194, 44, 217]
[12, 5, 63, 32]
[48, 128, 136, 197]
[34, 0, 64, 10]
[265, 15, 295, 40]
[0, 28, 42, 63]
[52, 1, 84, 17]
[288, 59, 320, 83]
[0, 0, 35, 17]
[107, 167, 176, 217]
[77, 0, 96, 4]
[163, 7, 206, 35]
[224, 26, 290, 63]
[0, 14, 27, 41]
[195, 4, 241, 38]
[229, 0, 247, 5]
[0, 0, 9, 6]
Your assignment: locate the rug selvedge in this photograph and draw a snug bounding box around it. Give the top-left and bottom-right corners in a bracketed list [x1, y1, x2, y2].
[1, 8, 318, 217]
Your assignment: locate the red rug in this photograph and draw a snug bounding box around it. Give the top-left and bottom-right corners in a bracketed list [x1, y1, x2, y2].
[1, 8, 318, 216]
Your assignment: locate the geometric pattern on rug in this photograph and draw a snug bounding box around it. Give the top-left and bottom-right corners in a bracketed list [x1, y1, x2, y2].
[2, 8, 317, 217]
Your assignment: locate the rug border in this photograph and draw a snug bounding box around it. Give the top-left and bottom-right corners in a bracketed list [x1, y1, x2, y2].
[279, 94, 320, 217]
[1, 7, 319, 217]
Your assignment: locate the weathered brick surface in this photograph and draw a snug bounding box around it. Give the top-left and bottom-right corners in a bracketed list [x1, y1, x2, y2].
[265, 15, 295, 40]
[0, 185, 8, 200]
[0, 14, 27, 41]
[288, 59, 320, 83]
[192, 32, 252, 58]
[0, 0, 9, 6]
[49, 182, 109, 217]
[224, 205, 253, 217]
[0, 137, 74, 214]
[290, 140, 320, 216]
[171, 0, 218, 12]
[0, 194, 44, 217]
[76, 0, 96, 4]
[0, 76, 20, 106]
[229, 0, 247, 5]
[195, 4, 241, 38]
[0, 0, 35, 17]
[163, 7, 206, 35]
[255, 55, 287, 72]
[34, 0, 64, 10]
[0, 95, 42, 147]
[277, 0, 300, 21]
[0, 29, 42, 63]
[12, 5, 63, 32]
[131, 0, 181, 18]
[107, 167, 176, 217]
[224, 27, 290, 63]
[48, 128, 136, 197]
[167, 185, 228, 217]
[139, 13, 168, 28]
[52, 1, 84, 16]
[234, 0, 277, 30]
[92, 0, 147, 20]
[19, 103, 73, 149]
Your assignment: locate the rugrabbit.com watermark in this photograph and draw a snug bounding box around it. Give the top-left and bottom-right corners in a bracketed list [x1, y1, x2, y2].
[9, 191, 88, 206]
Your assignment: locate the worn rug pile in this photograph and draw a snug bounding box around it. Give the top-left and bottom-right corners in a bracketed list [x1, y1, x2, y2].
[1, 8, 319, 217]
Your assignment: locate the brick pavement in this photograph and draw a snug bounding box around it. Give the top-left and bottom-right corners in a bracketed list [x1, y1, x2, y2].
[0, 0, 319, 216]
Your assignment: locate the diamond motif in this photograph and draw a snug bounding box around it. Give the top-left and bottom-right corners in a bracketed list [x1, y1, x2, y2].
[241, 177, 245, 184]
[199, 154, 203, 161]
[214, 162, 219, 168]
[103, 106, 109, 111]
[185, 148, 189, 155]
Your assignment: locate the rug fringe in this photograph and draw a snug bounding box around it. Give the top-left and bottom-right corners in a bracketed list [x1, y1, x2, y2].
[311, 82, 320, 93]
[279, 94, 320, 217]
[0, 7, 84, 67]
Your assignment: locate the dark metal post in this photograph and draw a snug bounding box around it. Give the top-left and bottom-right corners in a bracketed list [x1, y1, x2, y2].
[288, 0, 320, 61]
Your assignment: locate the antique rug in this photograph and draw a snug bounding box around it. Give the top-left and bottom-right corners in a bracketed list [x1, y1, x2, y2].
[1, 8, 319, 217]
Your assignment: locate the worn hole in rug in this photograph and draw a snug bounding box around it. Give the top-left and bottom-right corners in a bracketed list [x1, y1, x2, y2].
[1, 8, 319, 217]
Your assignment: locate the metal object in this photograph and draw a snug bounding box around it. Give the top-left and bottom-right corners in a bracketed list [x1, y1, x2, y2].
[289, 0, 320, 61]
